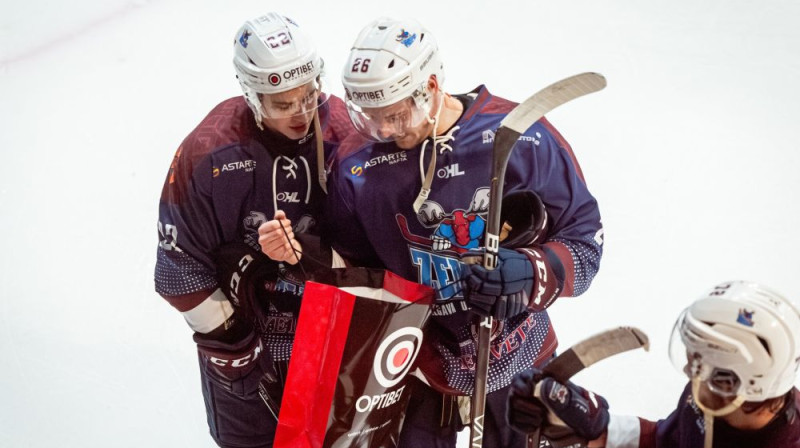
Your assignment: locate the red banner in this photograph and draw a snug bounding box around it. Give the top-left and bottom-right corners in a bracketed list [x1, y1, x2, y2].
[275, 268, 433, 448]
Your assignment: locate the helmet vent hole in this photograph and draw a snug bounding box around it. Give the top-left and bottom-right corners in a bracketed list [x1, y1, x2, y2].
[378, 26, 387, 30]
[420, 33, 425, 42]
[758, 336, 771, 355]
[388, 60, 395, 69]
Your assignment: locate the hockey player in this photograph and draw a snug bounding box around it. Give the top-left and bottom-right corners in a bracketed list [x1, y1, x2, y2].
[323, 17, 604, 448]
[508, 281, 800, 448]
[154, 13, 352, 448]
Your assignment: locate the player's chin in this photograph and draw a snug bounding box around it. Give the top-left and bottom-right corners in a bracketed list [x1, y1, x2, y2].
[393, 134, 418, 149]
[696, 385, 734, 410]
[284, 123, 311, 140]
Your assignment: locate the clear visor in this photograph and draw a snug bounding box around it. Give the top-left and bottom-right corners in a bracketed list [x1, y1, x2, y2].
[345, 95, 433, 142]
[668, 311, 743, 398]
[259, 76, 330, 119]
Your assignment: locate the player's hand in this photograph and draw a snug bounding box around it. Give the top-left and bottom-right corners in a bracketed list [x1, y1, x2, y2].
[508, 368, 609, 440]
[258, 210, 302, 264]
[194, 319, 276, 398]
[466, 291, 529, 319]
[460, 248, 533, 319]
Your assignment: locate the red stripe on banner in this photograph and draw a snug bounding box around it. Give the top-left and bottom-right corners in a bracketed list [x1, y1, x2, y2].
[383, 270, 435, 305]
[274, 282, 356, 448]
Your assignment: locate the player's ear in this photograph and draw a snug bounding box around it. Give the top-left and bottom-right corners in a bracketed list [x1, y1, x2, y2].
[426, 75, 439, 93]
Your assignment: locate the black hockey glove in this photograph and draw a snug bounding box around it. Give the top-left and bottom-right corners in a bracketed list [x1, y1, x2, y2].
[508, 368, 609, 441]
[214, 242, 278, 320]
[460, 248, 534, 319]
[194, 317, 278, 398]
[499, 190, 549, 248]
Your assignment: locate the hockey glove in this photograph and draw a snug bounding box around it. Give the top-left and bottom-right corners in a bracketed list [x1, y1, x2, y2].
[214, 242, 278, 320]
[508, 368, 609, 440]
[194, 317, 277, 398]
[460, 247, 534, 319]
[499, 190, 549, 249]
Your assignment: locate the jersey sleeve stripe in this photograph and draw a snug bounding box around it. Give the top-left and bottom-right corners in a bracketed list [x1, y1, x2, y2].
[544, 241, 575, 297]
[605, 414, 642, 448]
[180, 288, 234, 334]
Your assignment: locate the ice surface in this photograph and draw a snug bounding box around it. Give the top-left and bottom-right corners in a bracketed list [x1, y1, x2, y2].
[2, 0, 799, 446]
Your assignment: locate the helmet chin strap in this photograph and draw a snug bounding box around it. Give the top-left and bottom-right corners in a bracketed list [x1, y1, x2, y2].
[412, 91, 446, 213]
[691, 377, 745, 448]
[313, 110, 326, 193]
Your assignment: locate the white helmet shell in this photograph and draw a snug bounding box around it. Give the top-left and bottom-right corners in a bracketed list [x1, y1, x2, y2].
[233, 13, 322, 123]
[670, 281, 800, 401]
[341, 17, 444, 109]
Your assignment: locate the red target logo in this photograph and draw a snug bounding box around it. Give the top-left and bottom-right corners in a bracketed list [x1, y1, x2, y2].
[373, 327, 423, 388]
[268, 73, 282, 86]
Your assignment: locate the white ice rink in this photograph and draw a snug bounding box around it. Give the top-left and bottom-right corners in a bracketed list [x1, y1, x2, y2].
[1, 0, 799, 446]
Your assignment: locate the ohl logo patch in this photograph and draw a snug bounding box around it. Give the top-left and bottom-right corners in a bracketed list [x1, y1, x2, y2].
[373, 327, 423, 388]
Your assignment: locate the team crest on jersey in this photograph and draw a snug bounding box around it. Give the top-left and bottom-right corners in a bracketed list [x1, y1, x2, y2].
[397, 188, 489, 301]
[400, 187, 489, 254]
[395, 29, 417, 47]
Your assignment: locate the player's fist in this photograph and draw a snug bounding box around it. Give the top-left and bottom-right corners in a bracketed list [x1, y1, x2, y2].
[460, 248, 533, 319]
[508, 368, 609, 440]
[258, 210, 302, 264]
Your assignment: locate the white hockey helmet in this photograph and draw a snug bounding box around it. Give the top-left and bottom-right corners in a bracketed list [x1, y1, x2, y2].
[341, 17, 445, 141]
[669, 281, 800, 402]
[233, 13, 327, 124]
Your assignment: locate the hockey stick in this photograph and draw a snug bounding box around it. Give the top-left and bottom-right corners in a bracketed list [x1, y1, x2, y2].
[528, 326, 650, 448]
[471, 72, 607, 448]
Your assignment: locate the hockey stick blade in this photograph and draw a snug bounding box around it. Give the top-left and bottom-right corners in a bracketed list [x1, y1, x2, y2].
[483, 72, 606, 270]
[543, 326, 650, 383]
[500, 72, 607, 134]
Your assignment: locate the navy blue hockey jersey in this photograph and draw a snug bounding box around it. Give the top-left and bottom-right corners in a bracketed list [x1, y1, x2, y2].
[624, 385, 800, 447]
[326, 86, 603, 394]
[155, 95, 352, 360]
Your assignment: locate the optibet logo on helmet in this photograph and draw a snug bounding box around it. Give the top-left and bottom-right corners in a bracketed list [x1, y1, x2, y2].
[232, 13, 324, 126]
[342, 17, 445, 142]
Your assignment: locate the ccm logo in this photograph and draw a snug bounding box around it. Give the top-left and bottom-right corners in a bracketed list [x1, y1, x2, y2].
[209, 343, 262, 369]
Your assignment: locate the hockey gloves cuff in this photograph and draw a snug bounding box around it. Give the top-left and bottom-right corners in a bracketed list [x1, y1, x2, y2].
[194, 319, 276, 398]
[508, 368, 609, 440]
[214, 242, 277, 320]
